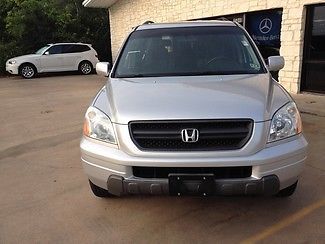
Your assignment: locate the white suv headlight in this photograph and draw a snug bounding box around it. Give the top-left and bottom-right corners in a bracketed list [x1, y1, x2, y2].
[268, 102, 302, 143]
[83, 106, 117, 144]
[9, 60, 16, 64]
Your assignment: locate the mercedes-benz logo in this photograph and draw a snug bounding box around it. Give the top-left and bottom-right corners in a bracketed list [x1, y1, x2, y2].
[259, 18, 272, 34]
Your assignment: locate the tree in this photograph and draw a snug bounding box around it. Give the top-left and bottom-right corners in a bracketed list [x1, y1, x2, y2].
[0, 0, 111, 75]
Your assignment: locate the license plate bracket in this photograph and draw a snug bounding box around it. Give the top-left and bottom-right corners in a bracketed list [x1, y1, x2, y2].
[169, 174, 215, 196]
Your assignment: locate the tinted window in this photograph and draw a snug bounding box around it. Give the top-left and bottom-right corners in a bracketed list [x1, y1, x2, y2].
[61, 45, 74, 53]
[48, 45, 63, 54]
[114, 27, 265, 78]
[67, 45, 91, 53]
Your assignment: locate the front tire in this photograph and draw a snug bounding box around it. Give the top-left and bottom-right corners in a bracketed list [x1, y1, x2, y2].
[276, 181, 298, 197]
[20, 64, 36, 79]
[88, 180, 112, 198]
[79, 61, 93, 75]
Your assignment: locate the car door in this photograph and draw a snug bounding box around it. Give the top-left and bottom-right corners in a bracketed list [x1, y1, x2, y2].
[40, 45, 65, 72]
[62, 44, 83, 71]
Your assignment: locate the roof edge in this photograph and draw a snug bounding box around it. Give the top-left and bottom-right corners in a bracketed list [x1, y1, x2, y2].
[136, 20, 236, 30]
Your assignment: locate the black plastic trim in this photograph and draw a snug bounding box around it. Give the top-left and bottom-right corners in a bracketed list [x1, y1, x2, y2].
[129, 119, 254, 151]
[107, 175, 280, 196]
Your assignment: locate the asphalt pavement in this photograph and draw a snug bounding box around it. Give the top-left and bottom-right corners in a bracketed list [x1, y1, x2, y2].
[0, 74, 324, 243]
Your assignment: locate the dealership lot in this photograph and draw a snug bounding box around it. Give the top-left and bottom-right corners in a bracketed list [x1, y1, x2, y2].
[0, 75, 324, 243]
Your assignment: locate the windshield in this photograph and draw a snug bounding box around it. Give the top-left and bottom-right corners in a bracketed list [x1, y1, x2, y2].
[35, 45, 50, 54]
[113, 26, 265, 78]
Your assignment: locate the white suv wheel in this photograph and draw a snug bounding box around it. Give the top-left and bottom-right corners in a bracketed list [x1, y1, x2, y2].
[21, 65, 36, 79]
[79, 62, 92, 75]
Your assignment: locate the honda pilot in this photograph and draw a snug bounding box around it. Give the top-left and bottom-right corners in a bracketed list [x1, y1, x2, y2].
[80, 21, 308, 197]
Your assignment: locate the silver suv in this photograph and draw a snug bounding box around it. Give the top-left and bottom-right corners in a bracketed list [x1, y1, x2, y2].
[80, 21, 308, 198]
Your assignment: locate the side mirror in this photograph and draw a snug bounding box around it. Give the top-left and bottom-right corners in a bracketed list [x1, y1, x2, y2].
[44, 51, 50, 55]
[267, 56, 285, 71]
[96, 62, 111, 77]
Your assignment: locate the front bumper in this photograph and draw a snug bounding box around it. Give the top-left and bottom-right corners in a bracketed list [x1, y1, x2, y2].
[105, 174, 280, 196]
[80, 134, 308, 196]
[6, 63, 19, 75]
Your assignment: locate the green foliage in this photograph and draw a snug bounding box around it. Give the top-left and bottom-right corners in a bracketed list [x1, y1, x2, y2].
[0, 0, 110, 75]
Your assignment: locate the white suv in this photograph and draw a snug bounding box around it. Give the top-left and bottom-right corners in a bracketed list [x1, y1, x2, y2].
[6, 43, 99, 78]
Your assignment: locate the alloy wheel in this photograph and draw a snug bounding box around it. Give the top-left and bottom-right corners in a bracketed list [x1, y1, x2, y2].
[80, 62, 92, 74]
[21, 65, 35, 78]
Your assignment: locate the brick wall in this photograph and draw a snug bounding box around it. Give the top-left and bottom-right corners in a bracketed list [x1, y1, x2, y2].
[109, 0, 325, 93]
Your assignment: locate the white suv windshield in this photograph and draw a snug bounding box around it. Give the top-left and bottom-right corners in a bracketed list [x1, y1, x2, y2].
[114, 26, 265, 78]
[35, 45, 51, 54]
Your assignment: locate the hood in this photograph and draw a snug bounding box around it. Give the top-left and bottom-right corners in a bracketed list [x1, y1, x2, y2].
[10, 54, 41, 61]
[106, 74, 291, 124]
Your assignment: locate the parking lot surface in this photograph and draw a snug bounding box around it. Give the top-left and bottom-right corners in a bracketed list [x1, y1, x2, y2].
[0, 74, 324, 243]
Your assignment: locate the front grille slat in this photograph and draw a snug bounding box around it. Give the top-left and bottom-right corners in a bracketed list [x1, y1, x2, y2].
[199, 133, 248, 139]
[199, 128, 250, 134]
[132, 130, 179, 135]
[129, 119, 253, 151]
[134, 135, 181, 139]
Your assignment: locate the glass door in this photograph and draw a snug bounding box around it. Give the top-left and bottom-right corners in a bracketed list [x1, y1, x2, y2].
[302, 4, 325, 93]
[245, 9, 283, 81]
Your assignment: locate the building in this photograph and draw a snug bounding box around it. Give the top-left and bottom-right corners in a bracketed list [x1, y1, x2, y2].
[83, 0, 325, 94]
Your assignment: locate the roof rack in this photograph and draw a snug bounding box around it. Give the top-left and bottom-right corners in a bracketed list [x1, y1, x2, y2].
[142, 20, 154, 25]
[133, 20, 154, 31]
[217, 17, 230, 21]
[232, 21, 244, 28]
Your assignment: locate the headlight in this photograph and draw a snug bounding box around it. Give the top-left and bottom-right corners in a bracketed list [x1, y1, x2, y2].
[9, 60, 16, 64]
[83, 106, 117, 144]
[268, 101, 302, 142]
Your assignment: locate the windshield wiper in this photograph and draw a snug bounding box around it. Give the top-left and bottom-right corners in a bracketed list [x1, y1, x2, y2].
[189, 71, 231, 75]
[170, 71, 234, 76]
[115, 71, 260, 78]
[117, 72, 231, 78]
[177, 71, 261, 76]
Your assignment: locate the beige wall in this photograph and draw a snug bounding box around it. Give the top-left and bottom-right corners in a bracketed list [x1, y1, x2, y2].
[109, 0, 325, 93]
